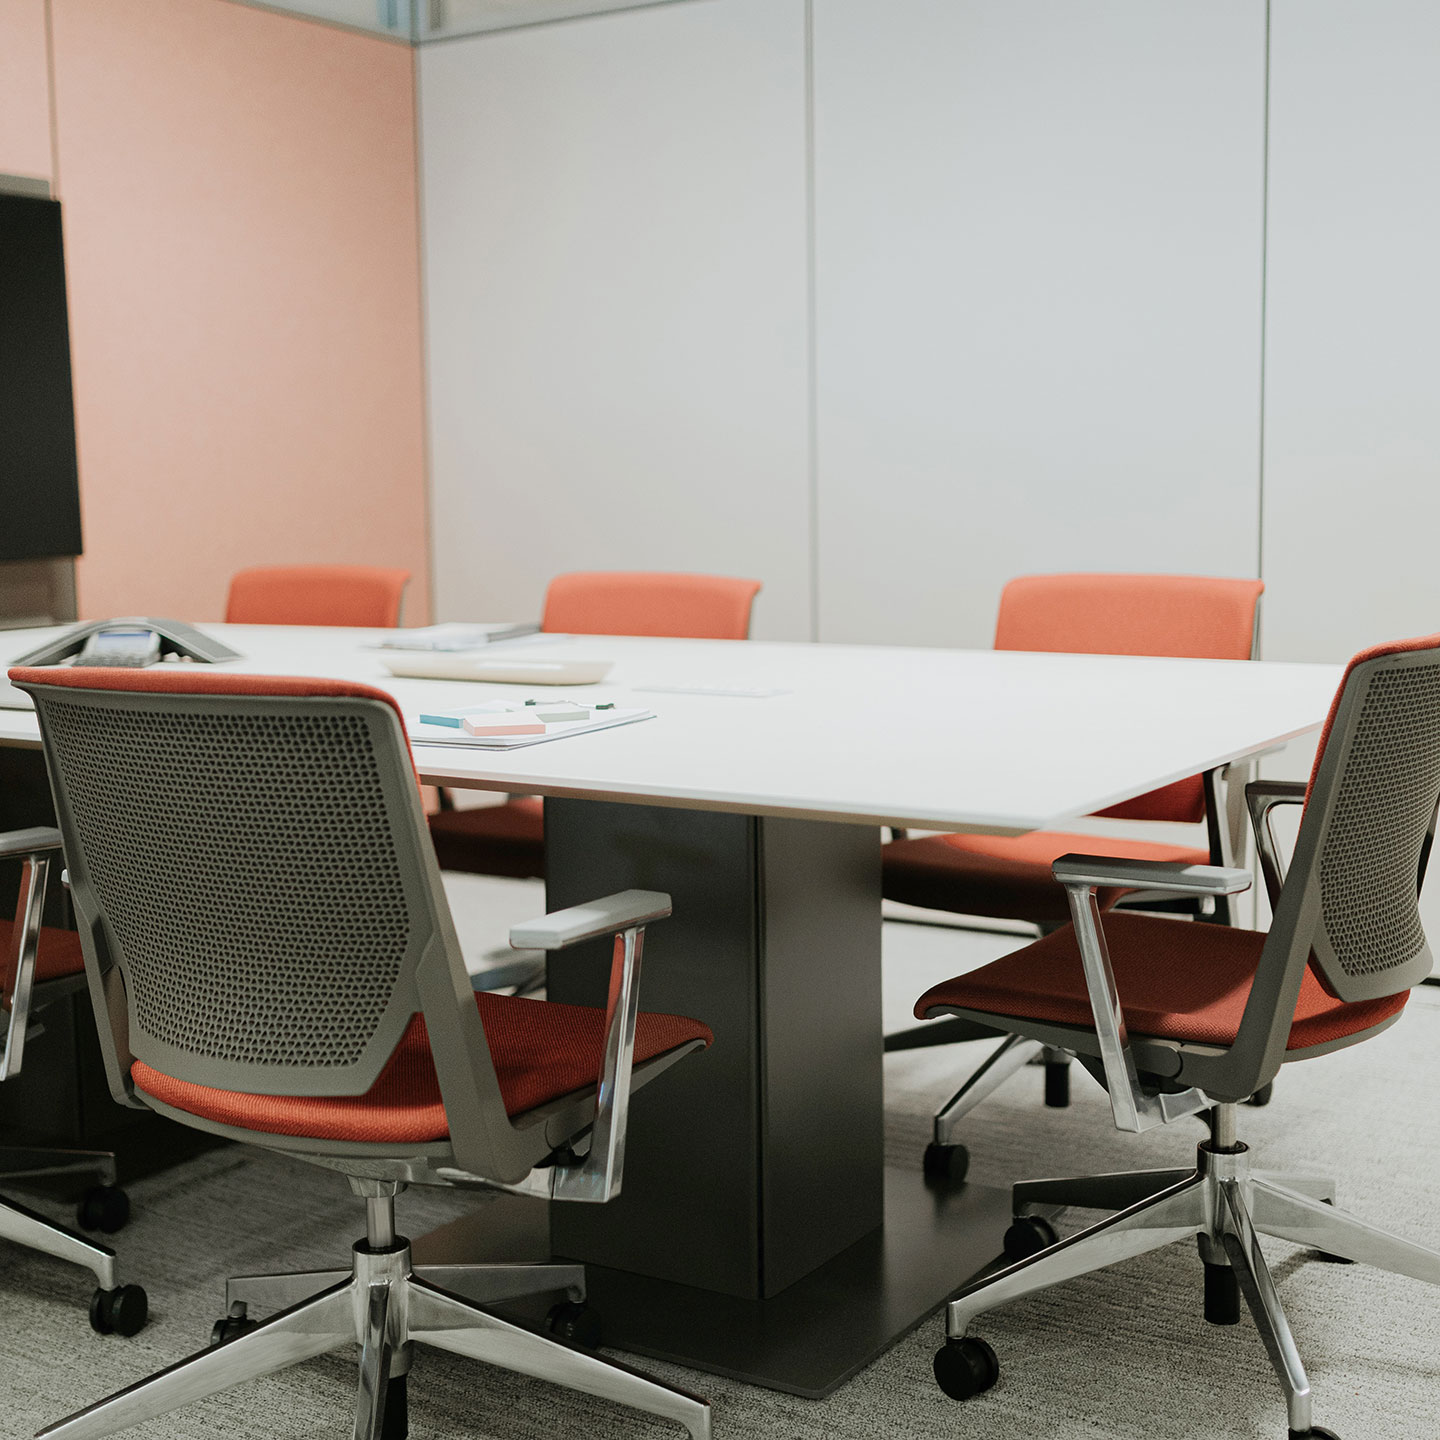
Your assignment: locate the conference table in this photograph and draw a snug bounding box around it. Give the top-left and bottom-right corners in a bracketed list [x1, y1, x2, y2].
[0, 623, 1341, 1395]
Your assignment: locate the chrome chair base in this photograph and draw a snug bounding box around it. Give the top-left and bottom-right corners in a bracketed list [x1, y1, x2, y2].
[39, 1186, 712, 1440]
[0, 1143, 117, 1189]
[0, 1190, 118, 1292]
[942, 1111, 1440, 1436]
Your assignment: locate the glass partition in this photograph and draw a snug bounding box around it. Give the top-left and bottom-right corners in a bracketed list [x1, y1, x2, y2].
[419, 1, 681, 40]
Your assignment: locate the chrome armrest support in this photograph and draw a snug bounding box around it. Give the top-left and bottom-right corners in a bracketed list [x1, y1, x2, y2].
[1244, 780, 1307, 911]
[0, 831, 61, 1082]
[1057, 856, 1222, 1134]
[1052, 854, 1252, 897]
[0, 827, 62, 861]
[509, 890, 672, 1204]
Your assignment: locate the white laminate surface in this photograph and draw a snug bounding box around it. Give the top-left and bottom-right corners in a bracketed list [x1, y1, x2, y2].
[0, 624, 1339, 834]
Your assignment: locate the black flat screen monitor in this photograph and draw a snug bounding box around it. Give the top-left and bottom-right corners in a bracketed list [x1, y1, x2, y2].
[0, 192, 83, 562]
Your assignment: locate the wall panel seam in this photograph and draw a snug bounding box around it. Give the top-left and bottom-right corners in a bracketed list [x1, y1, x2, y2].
[804, 0, 819, 643]
[1256, 0, 1272, 613]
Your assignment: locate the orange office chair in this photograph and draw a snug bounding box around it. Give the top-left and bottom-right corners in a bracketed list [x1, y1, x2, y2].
[428, 571, 763, 883]
[14, 664, 713, 1440]
[0, 827, 145, 1334]
[920, 634, 1440, 1439]
[224, 565, 411, 628]
[883, 573, 1265, 1181]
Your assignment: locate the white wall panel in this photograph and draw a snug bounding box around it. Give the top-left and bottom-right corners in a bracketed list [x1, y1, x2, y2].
[1262, 0, 1440, 664]
[812, 0, 1268, 648]
[1261, 1, 1440, 959]
[420, 0, 811, 639]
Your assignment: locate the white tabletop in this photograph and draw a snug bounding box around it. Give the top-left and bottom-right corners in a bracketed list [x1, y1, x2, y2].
[0, 624, 1340, 833]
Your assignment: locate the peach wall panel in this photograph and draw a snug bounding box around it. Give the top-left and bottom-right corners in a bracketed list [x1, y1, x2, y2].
[49, 0, 429, 621]
[0, 0, 53, 181]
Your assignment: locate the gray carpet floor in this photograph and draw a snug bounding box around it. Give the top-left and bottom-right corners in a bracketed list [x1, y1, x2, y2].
[2, 982, 1438, 1439]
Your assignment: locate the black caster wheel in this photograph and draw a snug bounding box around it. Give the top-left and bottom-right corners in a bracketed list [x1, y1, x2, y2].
[1247, 1082, 1275, 1107]
[1289, 1428, 1341, 1439]
[1003, 1215, 1058, 1262]
[923, 1142, 970, 1186]
[210, 1303, 260, 1346]
[77, 1184, 130, 1234]
[933, 1336, 999, 1400]
[547, 1300, 603, 1349]
[1315, 1199, 1354, 1265]
[90, 1284, 147, 1337]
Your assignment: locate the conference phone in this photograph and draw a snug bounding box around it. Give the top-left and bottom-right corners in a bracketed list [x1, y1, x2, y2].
[11, 618, 243, 669]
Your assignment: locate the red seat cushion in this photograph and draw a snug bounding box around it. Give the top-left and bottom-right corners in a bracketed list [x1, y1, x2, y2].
[131, 991, 712, 1144]
[915, 911, 1407, 1050]
[428, 799, 545, 880]
[883, 831, 1210, 925]
[0, 921, 86, 1000]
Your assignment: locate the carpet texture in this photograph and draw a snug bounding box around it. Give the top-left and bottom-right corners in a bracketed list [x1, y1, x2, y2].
[2, 990, 1438, 1440]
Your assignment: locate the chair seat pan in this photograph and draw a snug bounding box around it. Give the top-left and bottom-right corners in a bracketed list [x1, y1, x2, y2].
[883, 831, 1210, 924]
[131, 992, 712, 1144]
[914, 911, 1407, 1051]
[428, 798, 544, 879]
[0, 920, 86, 988]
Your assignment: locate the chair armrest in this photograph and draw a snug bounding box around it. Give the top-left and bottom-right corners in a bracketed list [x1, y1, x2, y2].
[509, 890, 672, 951]
[0, 827, 62, 860]
[1, 843, 58, 1082]
[1052, 854, 1252, 898]
[509, 891, 674, 1204]
[1245, 779, 1307, 808]
[1053, 856, 1224, 1135]
[1245, 779, 1308, 910]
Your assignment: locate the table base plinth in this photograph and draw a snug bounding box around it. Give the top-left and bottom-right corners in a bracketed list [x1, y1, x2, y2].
[412, 1168, 1010, 1399]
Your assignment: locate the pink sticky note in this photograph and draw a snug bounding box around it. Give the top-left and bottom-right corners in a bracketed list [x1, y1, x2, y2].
[462, 718, 547, 737]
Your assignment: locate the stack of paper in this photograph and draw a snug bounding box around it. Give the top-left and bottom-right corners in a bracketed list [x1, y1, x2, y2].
[368, 621, 539, 652]
[407, 699, 654, 749]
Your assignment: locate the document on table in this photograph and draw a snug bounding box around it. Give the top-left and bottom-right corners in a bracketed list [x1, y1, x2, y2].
[406, 700, 654, 749]
[367, 621, 540, 651]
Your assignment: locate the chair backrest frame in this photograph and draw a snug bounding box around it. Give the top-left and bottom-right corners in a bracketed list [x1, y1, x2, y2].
[225, 565, 411, 629]
[541, 571, 762, 641]
[13, 666, 541, 1183]
[1185, 637, 1440, 1099]
[996, 572, 1265, 826]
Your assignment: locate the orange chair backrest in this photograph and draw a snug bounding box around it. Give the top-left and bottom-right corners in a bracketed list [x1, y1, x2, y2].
[541, 571, 762, 640]
[995, 573, 1264, 824]
[225, 565, 411, 628]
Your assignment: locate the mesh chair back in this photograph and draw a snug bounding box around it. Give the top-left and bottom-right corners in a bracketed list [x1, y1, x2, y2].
[995, 573, 1264, 824]
[225, 565, 411, 628]
[541, 571, 762, 640]
[1290, 636, 1440, 1003]
[14, 668, 466, 1098]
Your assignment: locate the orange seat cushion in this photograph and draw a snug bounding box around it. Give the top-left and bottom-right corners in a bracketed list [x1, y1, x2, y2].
[915, 911, 1407, 1051]
[131, 991, 711, 1144]
[883, 831, 1210, 925]
[0, 921, 86, 999]
[428, 799, 545, 880]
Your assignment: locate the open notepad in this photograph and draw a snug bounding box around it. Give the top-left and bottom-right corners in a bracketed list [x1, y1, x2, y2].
[406, 701, 654, 750]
